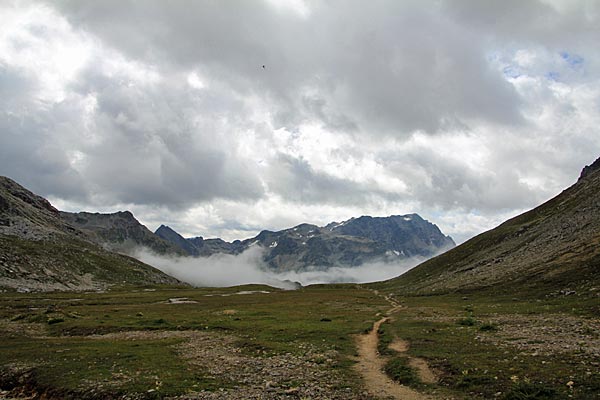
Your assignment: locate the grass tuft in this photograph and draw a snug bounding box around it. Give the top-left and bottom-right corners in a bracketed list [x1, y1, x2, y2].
[457, 316, 477, 326]
[479, 322, 498, 332]
[502, 381, 557, 399]
[384, 357, 418, 385]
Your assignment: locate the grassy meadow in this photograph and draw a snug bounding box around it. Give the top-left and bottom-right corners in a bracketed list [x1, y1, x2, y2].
[0, 285, 386, 398]
[0, 284, 598, 399]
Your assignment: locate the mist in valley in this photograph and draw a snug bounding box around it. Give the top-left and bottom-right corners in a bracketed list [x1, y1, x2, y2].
[134, 246, 427, 289]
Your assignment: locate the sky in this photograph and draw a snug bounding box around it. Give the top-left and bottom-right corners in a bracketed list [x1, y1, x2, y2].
[1, 0, 599, 244]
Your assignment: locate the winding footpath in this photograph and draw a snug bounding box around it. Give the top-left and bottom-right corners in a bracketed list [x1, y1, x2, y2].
[354, 290, 435, 400]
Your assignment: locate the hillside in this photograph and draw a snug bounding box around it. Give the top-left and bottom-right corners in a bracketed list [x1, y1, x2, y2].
[156, 214, 455, 272]
[378, 157, 600, 295]
[0, 177, 182, 291]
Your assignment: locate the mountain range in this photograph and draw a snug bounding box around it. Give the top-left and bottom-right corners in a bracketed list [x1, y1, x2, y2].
[2, 155, 599, 294]
[59, 207, 455, 273]
[154, 215, 455, 272]
[0, 176, 455, 290]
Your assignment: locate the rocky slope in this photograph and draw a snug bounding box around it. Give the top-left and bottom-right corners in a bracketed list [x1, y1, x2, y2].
[62, 211, 187, 256]
[0, 177, 182, 291]
[379, 157, 600, 296]
[0, 177, 83, 241]
[156, 214, 455, 272]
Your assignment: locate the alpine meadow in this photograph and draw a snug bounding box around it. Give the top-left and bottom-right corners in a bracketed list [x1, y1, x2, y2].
[1, 1, 599, 399]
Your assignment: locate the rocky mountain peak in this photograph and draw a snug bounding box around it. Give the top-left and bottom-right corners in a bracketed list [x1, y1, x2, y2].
[155, 224, 200, 256]
[0, 176, 76, 240]
[116, 210, 135, 219]
[578, 156, 600, 180]
[0, 176, 59, 215]
[156, 224, 178, 235]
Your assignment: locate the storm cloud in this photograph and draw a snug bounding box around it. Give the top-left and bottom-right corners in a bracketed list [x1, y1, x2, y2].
[1, 1, 600, 244]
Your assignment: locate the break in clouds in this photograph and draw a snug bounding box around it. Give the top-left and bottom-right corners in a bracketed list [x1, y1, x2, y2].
[1, 1, 600, 245]
[135, 247, 427, 289]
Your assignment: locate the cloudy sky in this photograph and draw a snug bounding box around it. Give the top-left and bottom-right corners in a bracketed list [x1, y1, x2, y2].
[1, 0, 599, 244]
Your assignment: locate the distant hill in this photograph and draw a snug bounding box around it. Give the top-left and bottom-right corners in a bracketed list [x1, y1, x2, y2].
[378, 157, 600, 296]
[0, 177, 182, 291]
[155, 225, 242, 257]
[156, 214, 455, 272]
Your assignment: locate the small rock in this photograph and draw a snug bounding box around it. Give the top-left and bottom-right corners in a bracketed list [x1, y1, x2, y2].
[265, 380, 277, 389]
[285, 387, 300, 395]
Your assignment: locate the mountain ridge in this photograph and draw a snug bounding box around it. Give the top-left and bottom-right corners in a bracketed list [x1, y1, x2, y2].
[155, 214, 455, 272]
[61, 211, 187, 256]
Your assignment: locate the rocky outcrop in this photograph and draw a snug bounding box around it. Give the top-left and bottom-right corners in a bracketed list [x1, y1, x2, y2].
[579, 156, 600, 180]
[0, 177, 83, 240]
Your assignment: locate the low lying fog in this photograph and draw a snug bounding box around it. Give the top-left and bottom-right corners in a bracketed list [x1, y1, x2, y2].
[134, 246, 428, 289]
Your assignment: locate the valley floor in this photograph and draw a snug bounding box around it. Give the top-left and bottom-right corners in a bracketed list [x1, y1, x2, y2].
[0, 285, 598, 399]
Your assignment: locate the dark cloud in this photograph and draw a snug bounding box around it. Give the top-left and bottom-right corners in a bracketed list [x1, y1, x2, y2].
[68, 64, 266, 208]
[49, 0, 524, 135]
[0, 65, 89, 200]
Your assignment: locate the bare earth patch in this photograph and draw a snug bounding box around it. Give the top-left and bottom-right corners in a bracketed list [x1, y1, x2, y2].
[0, 320, 47, 338]
[389, 338, 409, 353]
[87, 330, 363, 399]
[479, 314, 600, 357]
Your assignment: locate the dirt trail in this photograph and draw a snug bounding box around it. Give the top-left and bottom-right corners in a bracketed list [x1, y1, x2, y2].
[354, 316, 431, 400]
[354, 289, 435, 399]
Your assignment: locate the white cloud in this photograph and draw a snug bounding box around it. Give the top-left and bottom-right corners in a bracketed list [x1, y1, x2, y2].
[0, 2, 92, 103]
[2, 0, 600, 248]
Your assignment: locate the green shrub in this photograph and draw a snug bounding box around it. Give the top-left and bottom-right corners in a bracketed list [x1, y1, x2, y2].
[377, 325, 394, 355]
[457, 317, 476, 326]
[27, 314, 47, 323]
[502, 382, 556, 399]
[384, 357, 418, 385]
[479, 323, 498, 332]
[454, 373, 494, 389]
